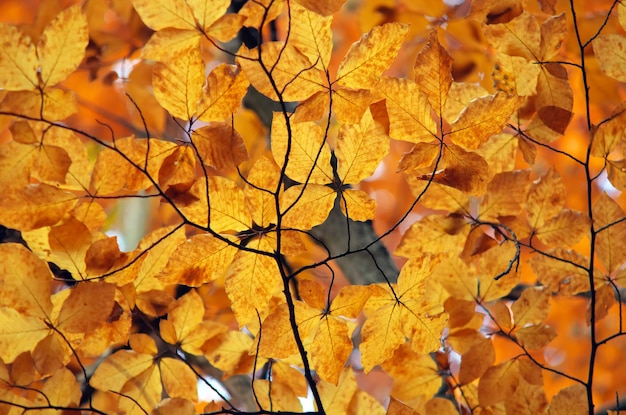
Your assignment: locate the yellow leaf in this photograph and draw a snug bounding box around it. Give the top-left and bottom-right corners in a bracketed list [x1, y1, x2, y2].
[48, 217, 91, 279]
[349, 390, 386, 415]
[332, 88, 372, 124]
[493, 53, 540, 96]
[57, 282, 116, 333]
[0, 88, 78, 121]
[192, 124, 248, 173]
[37, 5, 88, 87]
[434, 256, 477, 301]
[381, 344, 441, 404]
[0, 23, 38, 90]
[0, 307, 49, 363]
[186, 0, 229, 30]
[397, 141, 440, 172]
[504, 378, 548, 414]
[0, 140, 34, 192]
[529, 248, 591, 295]
[196, 63, 249, 121]
[142, 29, 202, 62]
[594, 192, 626, 272]
[318, 368, 359, 413]
[311, 316, 353, 384]
[253, 379, 303, 412]
[515, 324, 557, 349]
[593, 34, 626, 82]
[336, 108, 389, 183]
[443, 82, 489, 123]
[163, 289, 204, 344]
[375, 77, 436, 143]
[535, 209, 590, 247]
[159, 234, 237, 286]
[425, 398, 459, 415]
[238, 0, 284, 29]
[591, 104, 626, 157]
[206, 13, 247, 42]
[340, 188, 377, 222]
[237, 42, 326, 101]
[271, 115, 333, 184]
[245, 156, 281, 227]
[158, 145, 196, 194]
[290, 2, 333, 69]
[160, 357, 198, 401]
[414, 30, 453, 116]
[330, 285, 371, 318]
[476, 133, 519, 176]
[450, 91, 523, 150]
[255, 302, 316, 358]
[395, 214, 468, 259]
[299, 279, 328, 310]
[540, 13, 567, 60]
[476, 242, 520, 302]
[586, 283, 616, 325]
[433, 144, 489, 195]
[38, 368, 82, 409]
[153, 47, 205, 120]
[294, 0, 346, 16]
[0, 243, 53, 319]
[136, 225, 186, 294]
[336, 23, 409, 89]
[478, 360, 519, 407]
[483, 12, 540, 60]
[203, 330, 256, 374]
[511, 287, 550, 327]
[129, 333, 158, 355]
[90, 349, 154, 391]
[281, 184, 336, 230]
[459, 334, 500, 378]
[154, 398, 195, 415]
[131, 0, 196, 30]
[118, 364, 162, 415]
[526, 167, 565, 230]
[479, 170, 531, 221]
[225, 237, 282, 326]
[548, 384, 588, 415]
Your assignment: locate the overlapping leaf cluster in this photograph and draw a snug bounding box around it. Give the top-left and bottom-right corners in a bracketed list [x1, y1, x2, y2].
[0, 0, 626, 414]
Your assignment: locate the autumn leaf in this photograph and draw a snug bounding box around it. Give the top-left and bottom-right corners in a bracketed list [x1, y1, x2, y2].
[593, 35, 626, 83]
[0, 23, 38, 90]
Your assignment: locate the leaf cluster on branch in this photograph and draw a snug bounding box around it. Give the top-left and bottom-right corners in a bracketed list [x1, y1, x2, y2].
[0, 0, 626, 414]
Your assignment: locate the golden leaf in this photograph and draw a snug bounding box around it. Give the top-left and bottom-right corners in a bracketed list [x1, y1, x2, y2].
[548, 384, 588, 415]
[56, 282, 116, 333]
[158, 234, 237, 286]
[196, 63, 249, 122]
[593, 192, 626, 272]
[0, 23, 38, 90]
[237, 42, 326, 102]
[118, 364, 162, 414]
[476, 242, 520, 302]
[381, 344, 441, 404]
[493, 53, 540, 96]
[47, 216, 91, 279]
[529, 248, 591, 295]
[483, 12, 540, 60]
[161, 289, 204, 345]
[225, 237, 282, 327]
[504, 378, 548, 414]
[395, 214, 468, 259]
[443, 82, 489, 123]
[142, 29, 202, 62]
[336, 108, 389, 184]
[340, 188, 377, 222]
[526, 167, 565, 230]
[593, 34, 626, 82]
[294, 0, 346, 16]
[0, 243, 53, 319]
[433, 144, 489, 195]
[203, 330, 257, 374]
[253, 380, 303, 412]
[515, 324, 557, 349]
[434, 256, 477, 301]
[192, 124, 248, 173]
[329, 285, 371, 318]
[159, 357, 198, 401]
[153, 47, 205, 120]
[425, 398, 458, 415]
[0, 88, 78, 121]
[38, 368, 82, 409]
[511, 287, 550, 327]
[375, 77, 437, 143]
[586, 283, 617, 325]
[186, 0, 229, 30]
[271, 115, 333, 184]
[281, 184, 336, 230]
[332, 88, 372, 124]
[535, 209, 590, 247]
[606, 159, 626, 190]
[591, 104, 626, 157]
[90, 349, 154, 391]
[205, 176, 252, 232]
[0, 307, 49, 363]
[458, 336, 494, 384]
[131, 0, 196, 30]
[290, 2, 333, 69]
[414, 30, 453, 116]
[450, 91, 524, 150]
[336, 23, 409, 89]
[158, 145, 196, 194]
[476, 133, 519, 176]
[256, 301, 318, 359]
[245, 156, 280, 227]
[479, 170, 531, 221]
[311, 316, 354, 384]
[37, 5, 88, 87]
[478, 360, 519, 407]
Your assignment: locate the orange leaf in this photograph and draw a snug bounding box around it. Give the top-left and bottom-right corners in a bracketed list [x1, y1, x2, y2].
[515, 324, 557, 349]
[593, 34, 626, 82]
[511, 287, 551, 327]
[414, 30, 453, 116]
[56, 282, 116, 333]
[192, 124, 248, 173]
[478, 360, 519, 407]
[526, 167, 565, 230]
[548, 384, 588, 415]
[0, 307, 49, 363]
[593, 192, 626, 272]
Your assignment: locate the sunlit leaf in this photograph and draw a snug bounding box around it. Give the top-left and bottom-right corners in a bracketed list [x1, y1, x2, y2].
[131, 0, 196, 30]
[478, 360, 519, 407]
[511, 287, 550, 327]
[290, 2, 333, 69]
[281, 184, 336, 230]
[0, 307, 49, 363]
[414, 30, 453, 116]
[196, 63, 250, 122]
[192, 124, 248, 173]
[548, 384, 588, 415]
[37, 5, 88, 87]
[90, 349, 154, 391]
[526, 167, 565, 230]
[515, 324, 556, 349]
[160, 357, 198, 401]
[458, 336, 494, 384]
[186, 0, 229, 30]
[0, 23, 38, 90]
[57, 282, 116, 333]
[336, 23, 409, 89]
[593, 34, 626, 82]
